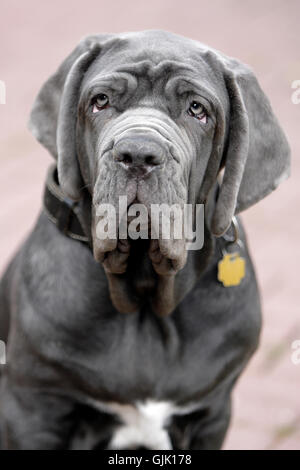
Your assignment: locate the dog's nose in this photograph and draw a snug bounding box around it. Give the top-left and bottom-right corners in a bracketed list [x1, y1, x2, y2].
[113, 136, 165, 174]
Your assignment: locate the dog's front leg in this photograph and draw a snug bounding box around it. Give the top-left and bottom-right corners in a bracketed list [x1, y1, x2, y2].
[0, 377, 75, 450]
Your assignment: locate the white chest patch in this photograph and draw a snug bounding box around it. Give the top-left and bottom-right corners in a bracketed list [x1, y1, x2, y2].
[107, 400, 174, 450]
[87, 398, 201, 450]
[86, 398, 187, 449]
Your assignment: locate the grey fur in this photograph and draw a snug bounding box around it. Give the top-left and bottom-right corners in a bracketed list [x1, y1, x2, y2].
[0, 29, 290, 449]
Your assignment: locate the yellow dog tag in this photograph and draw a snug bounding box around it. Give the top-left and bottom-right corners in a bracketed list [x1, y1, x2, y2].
[218, 252, 246, 287]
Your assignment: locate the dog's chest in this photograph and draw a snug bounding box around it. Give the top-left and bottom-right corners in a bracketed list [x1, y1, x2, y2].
[88, 398, 196, 450]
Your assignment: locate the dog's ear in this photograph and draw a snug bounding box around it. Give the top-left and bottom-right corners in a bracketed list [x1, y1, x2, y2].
[28, 34, 113, 200]
[210, 56, 291, 236]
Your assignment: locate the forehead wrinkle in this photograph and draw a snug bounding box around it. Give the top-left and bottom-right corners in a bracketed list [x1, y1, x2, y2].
[88, 72, 138, 92]
[167, 76, 218, 101]
[115, 59, 195, 82]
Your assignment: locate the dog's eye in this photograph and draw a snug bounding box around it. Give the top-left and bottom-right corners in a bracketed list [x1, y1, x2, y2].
[188, 101, 207, 123]
[92, 94, 109, 113]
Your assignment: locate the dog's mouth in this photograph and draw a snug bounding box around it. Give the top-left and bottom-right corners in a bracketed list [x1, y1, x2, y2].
[91, 195, 187, 277]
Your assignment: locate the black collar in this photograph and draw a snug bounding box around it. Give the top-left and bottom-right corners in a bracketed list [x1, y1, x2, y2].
[43, 165, 90, 244]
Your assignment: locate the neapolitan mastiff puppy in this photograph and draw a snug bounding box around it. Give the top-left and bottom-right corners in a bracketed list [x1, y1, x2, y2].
[0, 30, 290, 449]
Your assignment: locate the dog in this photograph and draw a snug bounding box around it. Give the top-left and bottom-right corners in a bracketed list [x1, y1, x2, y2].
[0, 29, 290, 450]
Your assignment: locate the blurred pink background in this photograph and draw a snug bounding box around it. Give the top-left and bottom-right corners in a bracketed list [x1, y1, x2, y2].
[1, 0, 299, 450]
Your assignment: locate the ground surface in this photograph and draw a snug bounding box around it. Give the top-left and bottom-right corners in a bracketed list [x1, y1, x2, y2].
[0, 0, 299, 450]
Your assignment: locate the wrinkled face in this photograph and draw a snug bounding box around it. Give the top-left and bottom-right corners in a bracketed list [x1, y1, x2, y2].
[29, 30, 289, 313]
[29, 30, 290, 296]
[76, 37, 221, 266]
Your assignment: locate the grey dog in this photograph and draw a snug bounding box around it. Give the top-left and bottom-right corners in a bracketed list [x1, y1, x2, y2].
[0, 30, 290, 450]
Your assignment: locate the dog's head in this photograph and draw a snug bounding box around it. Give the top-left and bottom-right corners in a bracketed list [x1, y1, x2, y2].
[29, 30, 290, 274]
